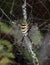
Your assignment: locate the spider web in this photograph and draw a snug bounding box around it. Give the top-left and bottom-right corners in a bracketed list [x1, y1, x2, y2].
[0, 0, 50, 22]
[27, 0, 50, 31]
[0, 0, 50, 41]
[0, 1, 50, 65]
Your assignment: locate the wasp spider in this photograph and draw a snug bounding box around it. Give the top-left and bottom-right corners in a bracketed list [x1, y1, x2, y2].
[20, 22, 29, 36]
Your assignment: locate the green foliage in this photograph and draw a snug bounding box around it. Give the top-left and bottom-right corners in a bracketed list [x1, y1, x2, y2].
[0, 57, 13, 65]
[32, 30, 42, 45]
[0, 39, 13, 52]
[29, 26, 42, 46]
[0, 39, 15, 65]
[16, 46, 33, 62]
[0, 22, 13, 34]
[23, 50, 33, 62]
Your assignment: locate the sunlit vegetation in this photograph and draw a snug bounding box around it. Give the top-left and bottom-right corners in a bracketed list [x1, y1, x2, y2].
[0, 39, 15, 65]
[0, 22, 13, 34]
[0, 0, 50, 65]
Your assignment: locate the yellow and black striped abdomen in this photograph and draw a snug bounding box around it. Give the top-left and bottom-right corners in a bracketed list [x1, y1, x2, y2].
[21, 23, 28, 34]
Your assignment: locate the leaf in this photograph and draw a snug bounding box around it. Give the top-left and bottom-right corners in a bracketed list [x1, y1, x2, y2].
[0, 57, 13, 65]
